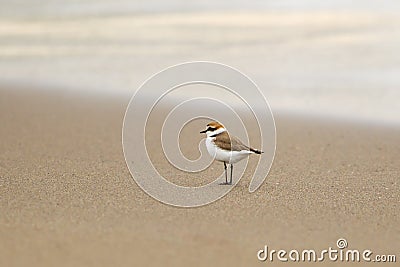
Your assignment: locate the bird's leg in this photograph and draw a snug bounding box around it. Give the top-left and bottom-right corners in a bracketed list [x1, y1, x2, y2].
[229, 164, 233, 185]
[224, 162, 228, 184]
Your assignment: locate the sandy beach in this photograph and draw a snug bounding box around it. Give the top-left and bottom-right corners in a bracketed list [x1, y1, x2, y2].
[1, 0, 400, 265]
[0, 88, 398, 266]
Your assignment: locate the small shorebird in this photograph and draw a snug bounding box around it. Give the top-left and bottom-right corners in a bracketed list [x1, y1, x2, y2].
[200, 121, 263, 185]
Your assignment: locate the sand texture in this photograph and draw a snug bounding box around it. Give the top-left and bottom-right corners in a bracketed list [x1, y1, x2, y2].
[0, 88, 399, 266]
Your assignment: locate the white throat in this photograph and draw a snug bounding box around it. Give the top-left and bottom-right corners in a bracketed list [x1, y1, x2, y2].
[207, 127, 226, 137]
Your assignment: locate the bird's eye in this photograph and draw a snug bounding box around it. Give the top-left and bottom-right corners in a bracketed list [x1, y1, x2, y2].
[208, 127, 216, 131]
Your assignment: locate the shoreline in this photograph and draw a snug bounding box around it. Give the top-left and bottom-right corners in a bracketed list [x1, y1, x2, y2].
[2, 84, 400, 130]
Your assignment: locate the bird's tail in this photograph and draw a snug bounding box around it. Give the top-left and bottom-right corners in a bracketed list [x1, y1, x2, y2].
[250, 148, 263, 154]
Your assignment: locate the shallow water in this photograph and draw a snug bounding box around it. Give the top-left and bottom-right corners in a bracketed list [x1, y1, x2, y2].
[0, 1, 399, 125]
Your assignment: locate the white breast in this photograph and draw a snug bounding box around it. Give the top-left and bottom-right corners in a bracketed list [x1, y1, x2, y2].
[205, 137, 252, 164]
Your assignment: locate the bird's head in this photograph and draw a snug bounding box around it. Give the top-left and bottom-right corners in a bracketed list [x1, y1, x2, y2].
[200, 121, 226, 137]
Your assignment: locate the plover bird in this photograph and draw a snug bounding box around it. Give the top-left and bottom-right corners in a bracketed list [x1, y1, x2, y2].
[200, 121, 263, 185]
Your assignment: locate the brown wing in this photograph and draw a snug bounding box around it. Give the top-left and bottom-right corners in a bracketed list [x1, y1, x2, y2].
[212, 132, 250, 152]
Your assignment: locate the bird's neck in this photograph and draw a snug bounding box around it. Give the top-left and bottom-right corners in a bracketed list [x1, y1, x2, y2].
[208, 128, 226, 138]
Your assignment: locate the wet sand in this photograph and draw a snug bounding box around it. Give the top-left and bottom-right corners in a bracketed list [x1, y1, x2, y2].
[0, 88, 399, 266]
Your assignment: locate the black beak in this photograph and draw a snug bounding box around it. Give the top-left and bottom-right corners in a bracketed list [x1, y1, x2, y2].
[200, 129, 207, 134]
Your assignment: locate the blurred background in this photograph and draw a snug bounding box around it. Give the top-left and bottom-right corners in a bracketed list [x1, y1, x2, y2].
[1, 0, 399, 124]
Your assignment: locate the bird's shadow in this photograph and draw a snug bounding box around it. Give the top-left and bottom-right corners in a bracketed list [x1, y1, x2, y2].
[218, 182, 233, 186]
